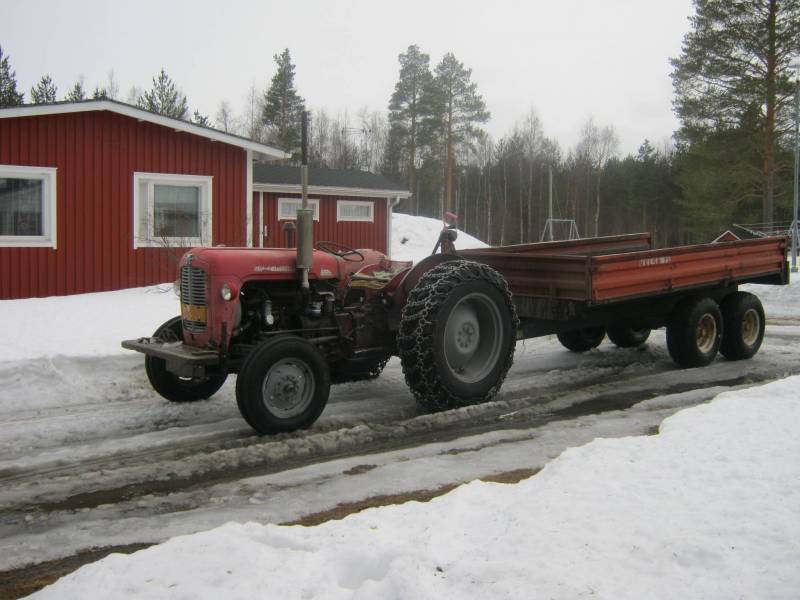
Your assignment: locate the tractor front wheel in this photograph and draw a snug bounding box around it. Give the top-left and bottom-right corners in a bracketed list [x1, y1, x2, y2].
[145, 317, 227, 403]
[235, 337, 330, 434]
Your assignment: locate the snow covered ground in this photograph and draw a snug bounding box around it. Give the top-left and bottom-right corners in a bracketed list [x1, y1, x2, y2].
[29, 377, 800, 599]
[0, 215, 798, 597]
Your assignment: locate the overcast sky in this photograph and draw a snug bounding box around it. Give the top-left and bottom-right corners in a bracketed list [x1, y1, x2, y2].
[2, 0, 694, 154]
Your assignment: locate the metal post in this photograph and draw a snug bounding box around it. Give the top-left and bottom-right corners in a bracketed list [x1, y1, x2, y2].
[296, 111, 313, 289]
[792, 61, 799, 273]
[548, 166, 554, 241]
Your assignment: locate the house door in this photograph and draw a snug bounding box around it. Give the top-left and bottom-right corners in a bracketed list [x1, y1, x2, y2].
[255, 192, 269, 248]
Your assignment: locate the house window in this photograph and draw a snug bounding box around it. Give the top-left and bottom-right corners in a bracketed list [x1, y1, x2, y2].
[337, 200, 374, 222]
[0, 165, 57, 248]
[133, 172, 212, 248]
[277, 197, 319, 221]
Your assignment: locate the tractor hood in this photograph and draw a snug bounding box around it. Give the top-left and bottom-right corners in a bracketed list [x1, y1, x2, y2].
[179, 247, 344, 281]
[178, 246, 393, 282]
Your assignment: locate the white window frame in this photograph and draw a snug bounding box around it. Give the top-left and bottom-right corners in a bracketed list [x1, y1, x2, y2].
[336, 199, 374, 223]
[133, 172, 213, 249]
[0, 165, 57, 248]
[277, 197, 320, 221]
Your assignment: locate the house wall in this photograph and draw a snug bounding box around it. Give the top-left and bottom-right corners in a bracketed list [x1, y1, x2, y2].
[251, 192, 388, 254]
[0, 110, 247, 299]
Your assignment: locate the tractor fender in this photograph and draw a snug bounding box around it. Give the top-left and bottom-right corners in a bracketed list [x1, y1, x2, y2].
[389, 253, 464, 315]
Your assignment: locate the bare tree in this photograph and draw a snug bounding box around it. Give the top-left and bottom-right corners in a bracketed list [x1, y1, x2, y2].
[577, 117, 619, 237]
[356, 107, 388, 173]
[216, 100, 235, 133]
[106, 70, 120, 100]
[242, 83, 266, 142]
[126, 85, 142, 105]
[519, 108, 543, 242]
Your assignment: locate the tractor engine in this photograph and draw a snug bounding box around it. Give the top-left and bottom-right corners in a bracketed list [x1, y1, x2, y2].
[174, 245, 400, 373]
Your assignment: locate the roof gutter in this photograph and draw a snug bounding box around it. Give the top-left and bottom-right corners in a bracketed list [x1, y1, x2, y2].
[253, 182, 411, 199]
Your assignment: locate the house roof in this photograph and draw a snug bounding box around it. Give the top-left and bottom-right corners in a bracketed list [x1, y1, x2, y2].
[0, 99, 288, 160]
[253, 164, 411, 198]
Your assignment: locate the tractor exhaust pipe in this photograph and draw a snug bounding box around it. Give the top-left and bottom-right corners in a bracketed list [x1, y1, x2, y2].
[296, 111, 313, 291]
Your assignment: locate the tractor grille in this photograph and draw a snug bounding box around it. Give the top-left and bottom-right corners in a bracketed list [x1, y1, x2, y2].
[180, 266, 207, 332]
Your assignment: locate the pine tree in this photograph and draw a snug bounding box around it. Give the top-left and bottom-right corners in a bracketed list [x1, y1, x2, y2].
[138, 68, 189, 119]
[30, 74, 57, 104]
[192, 109, 211, 127]
[671, 0, 800, 224]
[65, 79, 86, 102]
[424, 53, 490, 215]
[91, 86, 107, 100]
[387, 45, 434, 214]
[262, 49, 305, 151]
[0, 45, 24, 107]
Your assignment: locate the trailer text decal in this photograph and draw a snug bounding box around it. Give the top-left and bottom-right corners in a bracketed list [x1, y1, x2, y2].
[639, 256, 672, 267]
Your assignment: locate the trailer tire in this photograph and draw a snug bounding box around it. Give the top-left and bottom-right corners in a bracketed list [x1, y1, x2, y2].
[719, 292, 765, 361]
[606, 326, 651, 348]
[235, 336, 330, 434]
[556, 327, 605, 352]
[398, 261, 518, 411]
[666, 297, 722, 368]
[145, 317, 227, 403]
[330, 357, 389, 384]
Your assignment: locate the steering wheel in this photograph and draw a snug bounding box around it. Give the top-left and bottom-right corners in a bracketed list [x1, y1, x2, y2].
[316, 240, 365, 262]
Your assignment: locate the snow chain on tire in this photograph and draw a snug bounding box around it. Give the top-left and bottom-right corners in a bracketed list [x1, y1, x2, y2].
[397, 260, 519, 411]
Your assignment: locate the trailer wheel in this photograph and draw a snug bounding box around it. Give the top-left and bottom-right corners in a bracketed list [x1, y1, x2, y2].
[331, 357, 389, 384]
[606, 326, 651, 348]
[720, 292, 765, 361]
[666, 297, 722, 368]
[556, 327, 605, 352]
[398, 261, 518, 411]
[235, 337, 330, 434]
[145, 316, 227, 403]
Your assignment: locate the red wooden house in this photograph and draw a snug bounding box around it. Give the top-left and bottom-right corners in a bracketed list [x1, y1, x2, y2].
[251, 164, 410, 256]
[0, 100, 410, 300]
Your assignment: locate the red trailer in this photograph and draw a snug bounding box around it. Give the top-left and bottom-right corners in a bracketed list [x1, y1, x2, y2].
[123, 227, 789, 434]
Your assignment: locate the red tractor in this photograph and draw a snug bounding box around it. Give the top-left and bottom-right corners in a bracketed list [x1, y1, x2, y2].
[123, 220, 519, 434]
[123, 216, 788, 435]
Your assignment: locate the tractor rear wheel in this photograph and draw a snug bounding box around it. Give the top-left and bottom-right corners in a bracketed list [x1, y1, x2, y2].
[235, 336, 330, 434]
[398, 261, 518, 411]
[145, 316, 227, 403]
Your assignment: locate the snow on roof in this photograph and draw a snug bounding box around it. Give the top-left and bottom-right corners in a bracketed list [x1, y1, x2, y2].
[0, 99, 289, 160]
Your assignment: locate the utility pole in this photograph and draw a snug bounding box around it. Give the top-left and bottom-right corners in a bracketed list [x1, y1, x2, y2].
[792, 60, 799, 273]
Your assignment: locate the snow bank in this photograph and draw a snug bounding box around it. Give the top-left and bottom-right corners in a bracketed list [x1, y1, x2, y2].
[742, 277, 799, 319]
[0, 285, 178, 362]
[391, 212, 488, 263]
[30, 377, 800, 599]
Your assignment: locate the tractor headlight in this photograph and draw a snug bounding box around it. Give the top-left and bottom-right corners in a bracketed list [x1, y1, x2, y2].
[220, 283, 233, 301]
